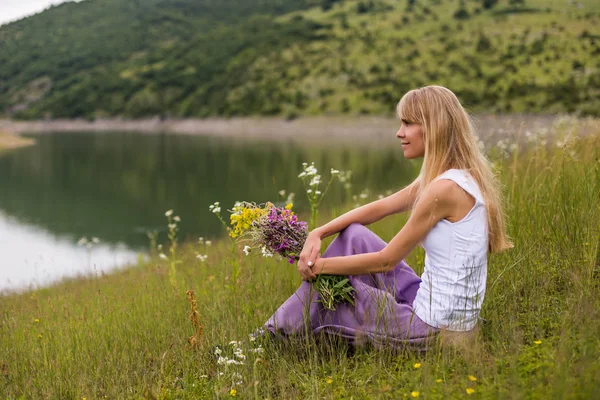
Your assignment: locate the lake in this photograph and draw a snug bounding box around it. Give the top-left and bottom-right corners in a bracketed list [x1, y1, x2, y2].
[0, 131, 416, 293]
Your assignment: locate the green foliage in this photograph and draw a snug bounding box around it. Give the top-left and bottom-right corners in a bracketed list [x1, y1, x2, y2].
[0, 0, 599, 119]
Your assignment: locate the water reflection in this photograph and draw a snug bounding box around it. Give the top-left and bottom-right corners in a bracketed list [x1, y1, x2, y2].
[0, 209, 139, 293]
[0, 131, 417, 292]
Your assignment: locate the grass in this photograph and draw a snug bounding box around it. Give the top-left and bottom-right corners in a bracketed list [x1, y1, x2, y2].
[1, 117, 599, 399]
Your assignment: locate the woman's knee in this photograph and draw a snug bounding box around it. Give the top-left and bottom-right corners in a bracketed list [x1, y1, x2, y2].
[340, 223, 368, 239]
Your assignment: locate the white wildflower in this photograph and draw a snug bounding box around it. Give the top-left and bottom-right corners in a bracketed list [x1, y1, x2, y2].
[165, 209, 173, 217]
[205, 240, 212, 246]
[214, 347, 222, 355]
[91, 237, 100, 244]
[212, 207, 221, 214]
[173, 216, 180, 222]
[278, 189, 286, 197]
[168, 223, 177, 230]
[309, 175, 321, 187]
[243, 245, 252, 256]
[298, 171, 307, 178]
[198, 237, 204, 244]
[159, 253, 167, 260]
[307, 189, 313, 194]
[305, 165, 318, 176]
[196, 254, 208, 262]
[77, 237, 88, 246]
[330, 168, 340, 175]
[315, 190, 322, 195]
[261, 246, 274, 258]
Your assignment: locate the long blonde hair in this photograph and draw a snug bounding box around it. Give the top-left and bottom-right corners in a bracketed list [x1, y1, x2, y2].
[397, 85, 513, 253]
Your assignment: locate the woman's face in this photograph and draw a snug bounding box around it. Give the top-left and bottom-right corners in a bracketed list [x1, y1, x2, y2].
[396, 119, 425, 159]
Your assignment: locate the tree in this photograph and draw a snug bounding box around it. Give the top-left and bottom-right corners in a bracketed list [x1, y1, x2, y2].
[482, 0, 498, 9]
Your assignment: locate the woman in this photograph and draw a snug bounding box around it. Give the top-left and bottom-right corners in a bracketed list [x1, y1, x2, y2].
[262, 85, 513, 350]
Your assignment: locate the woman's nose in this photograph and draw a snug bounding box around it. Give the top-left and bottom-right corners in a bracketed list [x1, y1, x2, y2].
[396, 129, 404, 138]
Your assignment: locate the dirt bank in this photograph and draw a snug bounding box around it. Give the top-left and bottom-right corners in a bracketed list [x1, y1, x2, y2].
[0, 129, 36, 151]
[0, 114, 597, 146]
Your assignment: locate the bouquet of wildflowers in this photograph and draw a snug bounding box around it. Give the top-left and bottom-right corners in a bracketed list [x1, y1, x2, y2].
[222, 201, 355, 311]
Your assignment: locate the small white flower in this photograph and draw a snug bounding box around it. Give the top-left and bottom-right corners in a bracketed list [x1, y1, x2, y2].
[159, 253, 167, 260]
[298, 171, 307, 178]
[173, 216, 180, 222]
[229, 340, 239, 345]
[165, 209, 173, 217]
[214, 347, 222, 355]
[200, 375, 208, 378]
[305, 165, 318, 176]
[309, 175, 321, 187]
[306, 189, 312, 194]
[196, 254, 208, 262]
[77, 237, 88, 246]
[198, 237, 204, 244]
[168, 223, 177, 230]
[315, 190, 321, 195]
[91, 237, 100, 244]
[278, 189, 286, 197]
[330, 168, 340, 175]
[243, 245, 252, 256]
[261, 246, 274, 258]
[378, 194, 384, 199]
[302, 162, 308, 168]
[212, 207, 221, 214]
[205, 240, 212, 246]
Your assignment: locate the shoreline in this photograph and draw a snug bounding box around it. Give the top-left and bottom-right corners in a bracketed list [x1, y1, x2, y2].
[1, 114, 598, 145]
[0, 128, 36, 151]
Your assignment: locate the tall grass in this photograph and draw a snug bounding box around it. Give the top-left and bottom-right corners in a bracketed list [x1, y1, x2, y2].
[1, 120, 599, 399]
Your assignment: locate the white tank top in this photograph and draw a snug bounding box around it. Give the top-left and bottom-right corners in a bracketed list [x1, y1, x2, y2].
[412, 169, 489, 331]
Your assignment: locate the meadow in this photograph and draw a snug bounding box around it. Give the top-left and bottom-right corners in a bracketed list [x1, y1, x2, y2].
[1, 116, 599, 399]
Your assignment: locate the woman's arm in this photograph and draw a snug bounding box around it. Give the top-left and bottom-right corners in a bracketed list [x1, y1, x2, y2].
[308, 179, 455, 277]
[297, 179, 420, 279]
[313, 178, 421, 240]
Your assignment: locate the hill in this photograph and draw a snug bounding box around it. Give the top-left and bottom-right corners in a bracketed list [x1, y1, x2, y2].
[0, 0, 599, 119]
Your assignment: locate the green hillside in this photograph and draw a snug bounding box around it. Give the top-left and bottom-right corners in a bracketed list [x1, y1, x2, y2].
[0, 0, 599, 119]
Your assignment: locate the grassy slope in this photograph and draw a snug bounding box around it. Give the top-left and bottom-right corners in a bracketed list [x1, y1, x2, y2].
[1, 0, 599, 119]
[0, 117, 599, 398]
[230, 0, 600, 117]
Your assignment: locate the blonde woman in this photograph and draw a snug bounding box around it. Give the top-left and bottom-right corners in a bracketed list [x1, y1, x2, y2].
[262, 85, 513, 350]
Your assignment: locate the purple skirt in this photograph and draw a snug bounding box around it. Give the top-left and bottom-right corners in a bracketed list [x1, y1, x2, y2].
[264, 223, 440, 350]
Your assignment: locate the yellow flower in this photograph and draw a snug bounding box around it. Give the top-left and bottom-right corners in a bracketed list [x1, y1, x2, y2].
[435, 379, 443, 383]
[326, 377, 333, 384]
[37, 333, 43, 339]
[285, 203, 293, 210]
[411, 391, 420, 398]
[413, 363, 421, 369]
[229, 388, 237, 397]
[468, 375, 477, 381]
[466, 388, 475, 395]
[534, 340, 542, 345]
[34, 318, 40, 323]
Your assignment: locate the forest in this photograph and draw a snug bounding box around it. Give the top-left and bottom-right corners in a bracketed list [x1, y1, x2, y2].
[0, 0, 598, 119]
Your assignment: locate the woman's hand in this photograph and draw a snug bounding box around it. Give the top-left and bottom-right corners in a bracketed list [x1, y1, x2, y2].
[297, 230, 322, 281]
